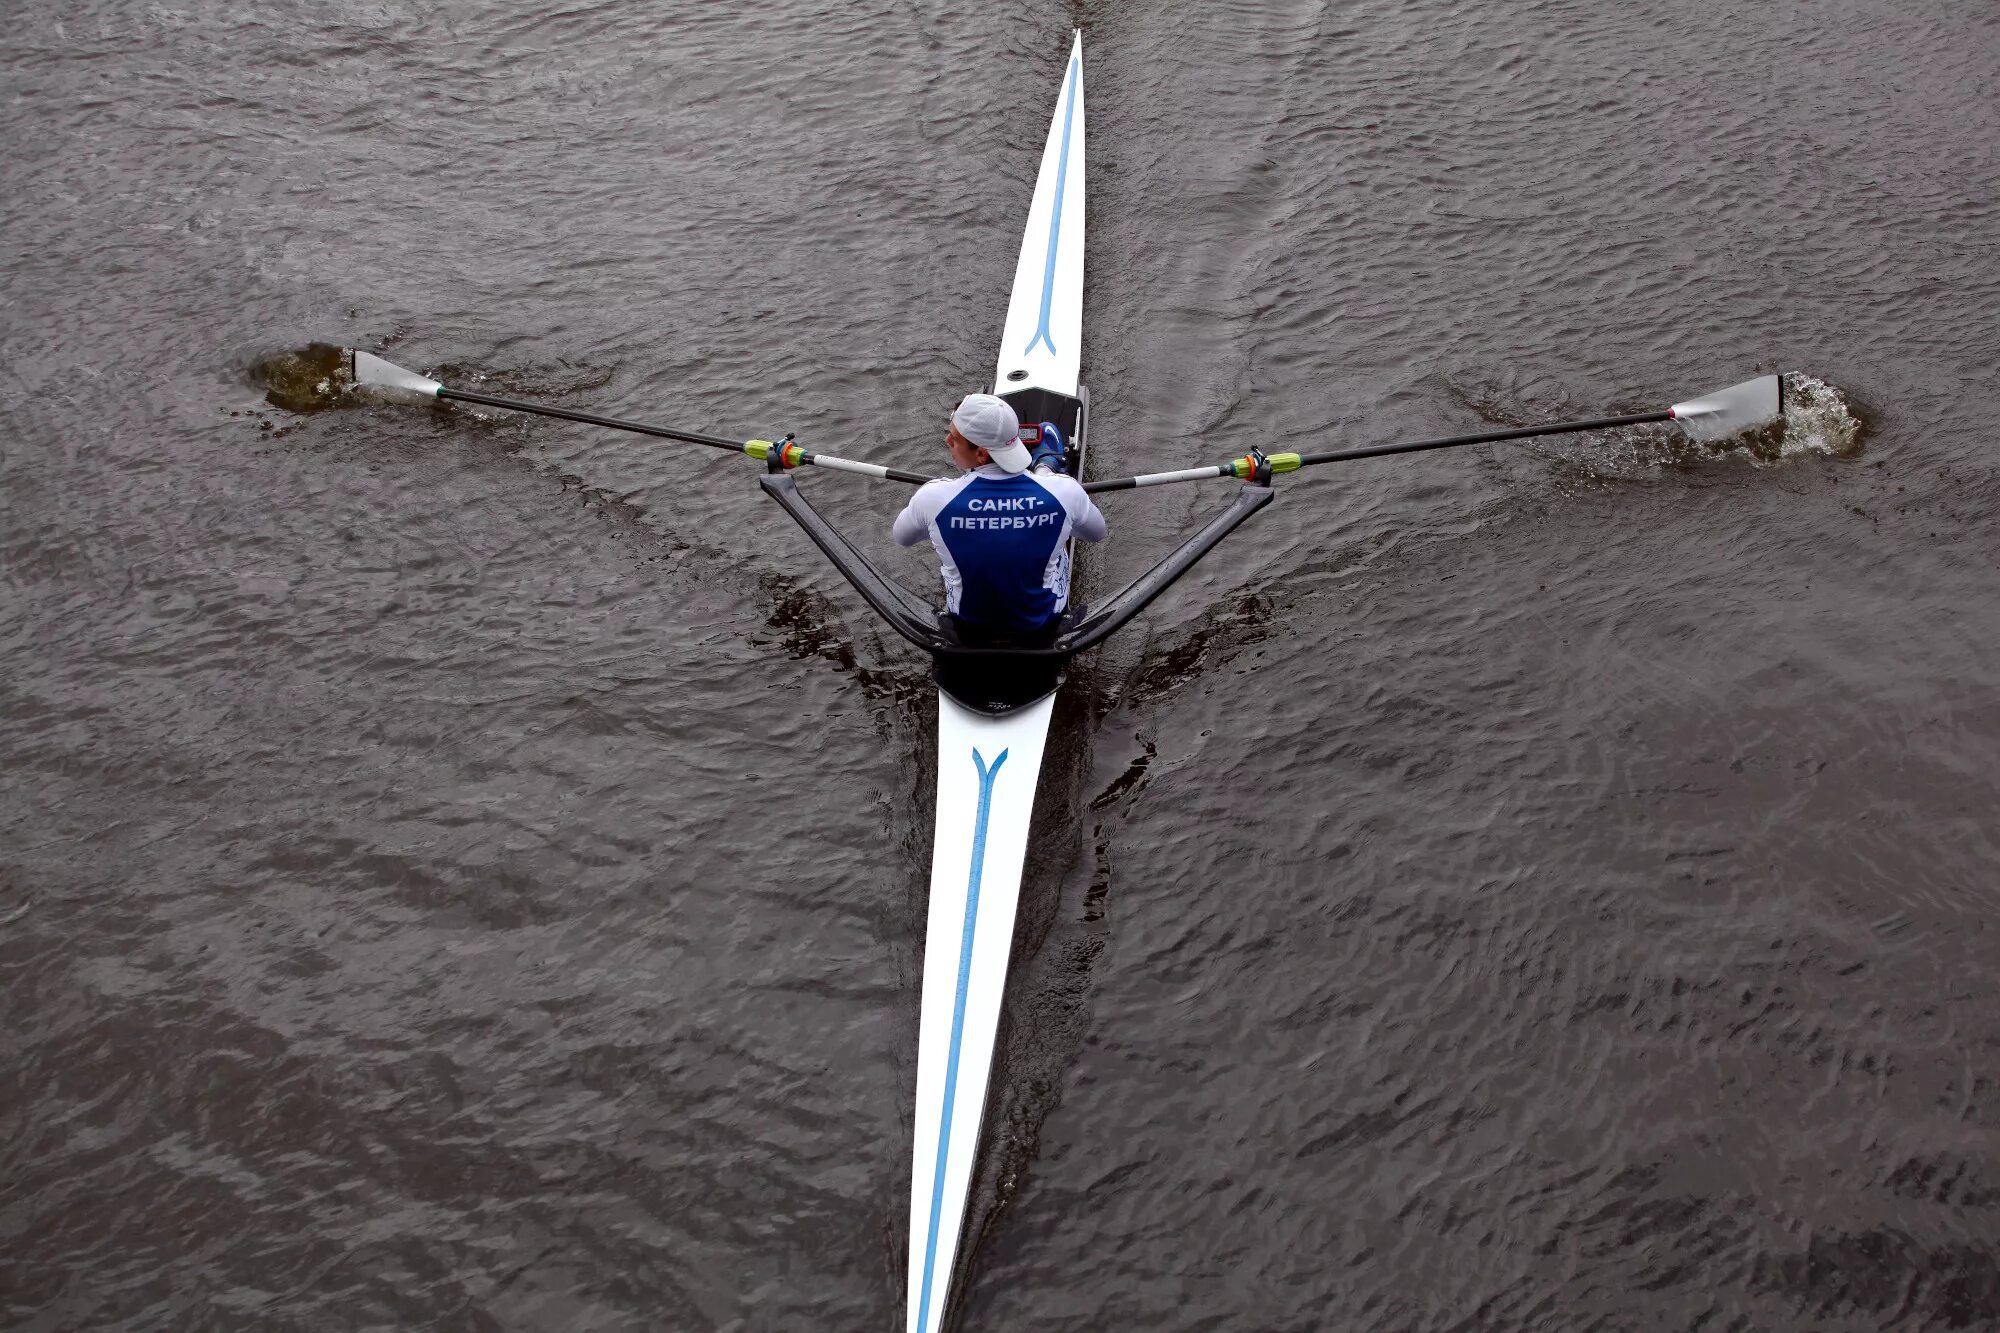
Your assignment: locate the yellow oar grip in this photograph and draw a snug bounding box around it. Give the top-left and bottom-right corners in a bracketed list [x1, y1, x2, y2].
[1229, 451, 1303, 478]
[744, 439, 807, 467]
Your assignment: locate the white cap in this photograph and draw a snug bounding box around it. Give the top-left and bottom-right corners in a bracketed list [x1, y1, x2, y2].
[953, 393, 1030, 473]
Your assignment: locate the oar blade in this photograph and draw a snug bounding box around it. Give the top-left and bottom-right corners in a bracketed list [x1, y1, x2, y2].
[348, 349, 443, 401]
[1669, 374, 1782, 442]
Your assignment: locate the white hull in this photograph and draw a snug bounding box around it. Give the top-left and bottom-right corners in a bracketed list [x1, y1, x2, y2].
[905, 31, 1085, 1333]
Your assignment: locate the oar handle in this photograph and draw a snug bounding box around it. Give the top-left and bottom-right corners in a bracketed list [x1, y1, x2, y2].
[1082, 464, 1229, 494]
[801, 452, 936, 485]
[747, 437, 933, 485]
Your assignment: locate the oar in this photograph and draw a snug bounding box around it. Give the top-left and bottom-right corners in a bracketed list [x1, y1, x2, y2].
[1082, 374, 1784, 493]
[346, 350, 937, 485]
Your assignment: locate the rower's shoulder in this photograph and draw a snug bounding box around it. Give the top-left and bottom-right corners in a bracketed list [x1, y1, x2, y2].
[906, 471, 971, 513]
[1031, 471, 1094, 502]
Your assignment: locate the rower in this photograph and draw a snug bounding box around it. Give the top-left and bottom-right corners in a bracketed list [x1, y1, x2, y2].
[892, 393, 1106, 645]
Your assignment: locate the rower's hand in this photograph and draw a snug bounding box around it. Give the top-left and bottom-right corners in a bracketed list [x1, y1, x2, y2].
[1028, 421, 1067, 473]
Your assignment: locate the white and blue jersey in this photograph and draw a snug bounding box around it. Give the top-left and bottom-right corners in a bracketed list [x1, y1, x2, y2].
[893, 464, 1107, 634]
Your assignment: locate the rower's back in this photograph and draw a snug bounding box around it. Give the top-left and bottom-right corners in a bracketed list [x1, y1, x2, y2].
[892, 463, 1105, 639]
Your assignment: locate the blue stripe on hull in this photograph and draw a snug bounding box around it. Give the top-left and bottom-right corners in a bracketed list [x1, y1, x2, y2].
[915, 745, 1010, 1333]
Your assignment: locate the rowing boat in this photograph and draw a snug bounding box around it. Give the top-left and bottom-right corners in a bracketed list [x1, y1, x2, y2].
[330, 40, 1789, 1322]
[905, 33, 1086, 1333]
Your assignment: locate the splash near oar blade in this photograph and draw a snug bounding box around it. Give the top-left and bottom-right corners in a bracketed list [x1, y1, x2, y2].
[1669, 374, 1784, 442]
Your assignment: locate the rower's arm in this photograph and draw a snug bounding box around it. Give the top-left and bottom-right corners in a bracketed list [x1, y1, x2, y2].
[892, 481, 945, 546]
[1065, 480, 1107, 543]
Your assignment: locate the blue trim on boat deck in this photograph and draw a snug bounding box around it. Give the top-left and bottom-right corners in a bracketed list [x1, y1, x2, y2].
[1022, 53, 1079, 359]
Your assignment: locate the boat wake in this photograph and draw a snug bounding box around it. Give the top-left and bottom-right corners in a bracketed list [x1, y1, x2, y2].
[754, 571, 932, 712]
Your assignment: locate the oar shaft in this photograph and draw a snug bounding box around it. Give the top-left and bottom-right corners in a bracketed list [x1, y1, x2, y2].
[1293, 409, 1672, 467]
[435, 385, 931, 484]
[436, 386, 748, 453]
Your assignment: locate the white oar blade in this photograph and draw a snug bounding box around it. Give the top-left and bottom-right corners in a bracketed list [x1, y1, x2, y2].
[1669, 374, 1782, 442]
[348, 349, 443, 401]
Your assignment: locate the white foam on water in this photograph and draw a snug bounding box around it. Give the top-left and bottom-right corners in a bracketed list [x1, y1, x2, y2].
[1770, 372, 1863, 460]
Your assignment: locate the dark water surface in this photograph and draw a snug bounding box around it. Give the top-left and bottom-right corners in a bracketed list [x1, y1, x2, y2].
[5, 1, 1997, 1329]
